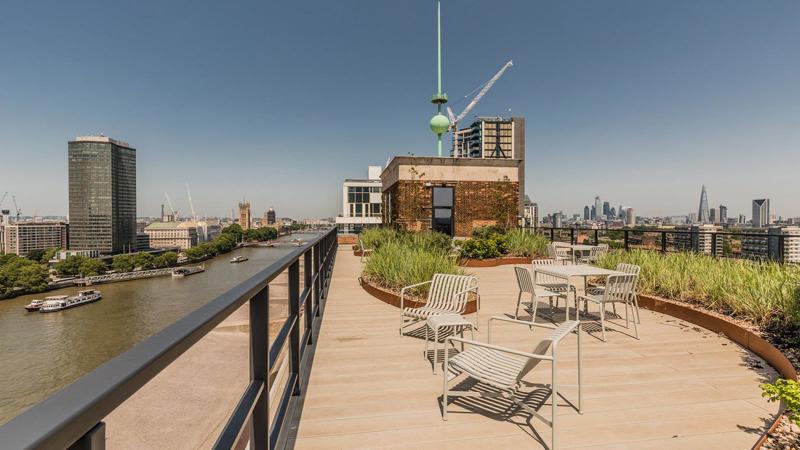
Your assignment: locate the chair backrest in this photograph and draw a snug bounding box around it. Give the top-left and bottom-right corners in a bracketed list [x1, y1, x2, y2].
[547, 243, 570, 259]
[616, 263, 640, 292]
[514, 266, 535, 294]
[427, 273, 478, 313]
[603, 273, 637, 303]
[517, 320, 579, 382]
[359, 238, 366, 250]
[531, 259, 563, 286]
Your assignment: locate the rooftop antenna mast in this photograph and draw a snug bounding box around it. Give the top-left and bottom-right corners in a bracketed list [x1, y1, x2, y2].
[429, 0, 450, 157]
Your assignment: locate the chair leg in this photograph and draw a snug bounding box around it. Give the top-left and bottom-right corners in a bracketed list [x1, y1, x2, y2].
[631, 301, 639, 339]
[600, 303, 607, 342]
[442, 350, 449, 421]
[514, 291, 522, 320]
[433, 326, 439, 375]
[530, 293, 538, 323]
[634, 295, 642, 324]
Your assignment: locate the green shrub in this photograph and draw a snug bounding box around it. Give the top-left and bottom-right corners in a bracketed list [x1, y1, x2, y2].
[472, 225, 506, 239]
[459, 238, 500, 259]
[363, 240, 463, 295]
[505, 229, 549, 257]
[357, 228, 399, 250]
[404, 231, 452, 254]
[597, 250, 800, 327]
[761, 379, 799, 426]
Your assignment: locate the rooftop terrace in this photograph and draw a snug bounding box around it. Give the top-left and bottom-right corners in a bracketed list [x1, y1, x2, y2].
[288, 249, 779, 449]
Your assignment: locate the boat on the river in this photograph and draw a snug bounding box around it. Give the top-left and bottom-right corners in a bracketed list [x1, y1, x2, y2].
[230, 256, 248, 263]
[39, 290, 102, 313]
[172, 266, 205, 278]
[24, 299, 45, 312]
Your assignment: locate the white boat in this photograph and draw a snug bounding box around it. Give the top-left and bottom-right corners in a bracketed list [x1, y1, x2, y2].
[39, 290, 102, 313]
[24, 299, 45, 312]
[230, 256, 249, 263]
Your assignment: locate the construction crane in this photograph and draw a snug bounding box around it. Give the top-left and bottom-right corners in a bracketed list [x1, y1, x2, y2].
[186, 184, 198, 222]
[446, 59, 513, 156]
[11, 195, 21, 221]
[0, 192, 8, 211]
[164, 192, 178, 221]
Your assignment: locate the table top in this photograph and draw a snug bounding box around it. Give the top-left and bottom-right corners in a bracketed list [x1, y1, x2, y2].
[427, 314, 472, 327]
[534, 264, 622, 278]
[569, 244, 595, 251]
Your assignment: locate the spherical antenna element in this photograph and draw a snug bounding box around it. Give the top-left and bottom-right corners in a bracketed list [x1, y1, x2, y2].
[429, 113, 450, 134]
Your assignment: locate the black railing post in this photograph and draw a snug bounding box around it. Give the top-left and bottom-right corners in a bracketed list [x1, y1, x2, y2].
[624, 230, 630, 251]
[304, 249, 313, 345]
[594, 229, 599, 246]
[778, 235, 785, 263]
[661, 232, 667, 254]
[68, 422, 105, 450]
[288, 260, 301, 396]
[313, 242, 321, 317]
[249, 285, 269, 450]
[550, 228, 555, 242]
[569, 228, 575, 245]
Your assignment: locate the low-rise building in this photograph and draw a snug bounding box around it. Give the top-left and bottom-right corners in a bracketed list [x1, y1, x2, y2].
[335, 166, 383, 235]
[742, 226, 800, 262]
[0, 221, 68, 256]
[381, 156, 523, 237]
[671, 224, 722, 256]
[144, 222, 198, 250]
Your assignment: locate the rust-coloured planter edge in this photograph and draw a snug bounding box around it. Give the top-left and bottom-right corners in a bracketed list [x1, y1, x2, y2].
[459, 256, 533, 267]
[359, 278, 478, 315]
[637, 293, 796, 450]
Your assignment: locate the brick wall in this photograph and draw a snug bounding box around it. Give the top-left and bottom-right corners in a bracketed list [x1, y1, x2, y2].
[385, 180, 519, 237]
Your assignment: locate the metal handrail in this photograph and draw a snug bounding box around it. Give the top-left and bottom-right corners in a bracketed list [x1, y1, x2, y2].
[522, 226, 789, 263]
[0, 227, 339, 450]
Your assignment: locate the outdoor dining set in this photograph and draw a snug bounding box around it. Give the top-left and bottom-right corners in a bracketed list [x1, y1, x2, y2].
[393, 241, 642, 449]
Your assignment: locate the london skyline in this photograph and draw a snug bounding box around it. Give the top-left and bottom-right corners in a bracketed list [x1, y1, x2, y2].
[1, 0, 799, 218]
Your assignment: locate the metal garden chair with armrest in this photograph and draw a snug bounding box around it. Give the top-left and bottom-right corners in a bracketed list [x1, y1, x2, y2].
[399, 274, 480, 335]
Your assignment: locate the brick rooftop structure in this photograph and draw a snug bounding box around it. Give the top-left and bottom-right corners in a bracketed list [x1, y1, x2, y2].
[380, 156, 524, 237]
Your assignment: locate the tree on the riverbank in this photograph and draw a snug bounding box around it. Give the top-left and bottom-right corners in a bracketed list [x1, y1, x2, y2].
[133, 253, 156, 270]
[112, 254, 136, 273]
[153, 252, 178, 268]
[0, 254, 49, 298]
[55, 255, 88, 277]
[79, 259, 107, 277]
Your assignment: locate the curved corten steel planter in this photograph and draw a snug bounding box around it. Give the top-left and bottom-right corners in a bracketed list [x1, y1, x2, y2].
[636, 294, 797, 449]
[360, 278, 478, 314]
[353, 250, 364, 257]
[459, 256, 532, 267]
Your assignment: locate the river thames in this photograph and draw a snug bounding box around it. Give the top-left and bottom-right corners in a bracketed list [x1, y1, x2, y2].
[0, 232, 320, 425]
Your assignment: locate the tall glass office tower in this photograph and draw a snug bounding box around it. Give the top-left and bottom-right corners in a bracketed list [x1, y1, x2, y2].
[698, 185, 710, 224]
[68, 136, 137, 254]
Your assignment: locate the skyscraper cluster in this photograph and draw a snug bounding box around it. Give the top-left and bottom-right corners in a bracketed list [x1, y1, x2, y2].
[584, 196, 628, 222]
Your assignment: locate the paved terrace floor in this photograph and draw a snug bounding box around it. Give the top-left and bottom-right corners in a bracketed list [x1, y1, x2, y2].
[289, 249, 780, 449]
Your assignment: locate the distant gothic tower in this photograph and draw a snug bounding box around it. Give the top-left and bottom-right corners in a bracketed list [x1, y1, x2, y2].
[698, 185, 710, 224]
[238, 201, 252, 230]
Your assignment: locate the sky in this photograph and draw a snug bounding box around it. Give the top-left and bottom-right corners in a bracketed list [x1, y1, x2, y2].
[1, 0, 798, 220]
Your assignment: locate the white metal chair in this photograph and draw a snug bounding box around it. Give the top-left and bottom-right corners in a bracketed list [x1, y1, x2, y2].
[547, 243, 572, 264]
[358, 237, 373, 263]
[400, 274, 479, 335]
[585, 263, 641, 323]
[532, 259, 574, 316]
[578, 244, 609, 264]
[513, 266, 562, 323]
[442, 317, 582, 450]
[576, 273, 638, 341]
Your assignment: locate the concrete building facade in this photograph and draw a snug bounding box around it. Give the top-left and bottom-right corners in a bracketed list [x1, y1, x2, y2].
[144, 222, 198, 250]
[0, 222, 68, 256]
[752, 199, 770, 228]
[335, 166, 383, 235]
[238, 202, 252, 230]
[68, 136, 137, 254]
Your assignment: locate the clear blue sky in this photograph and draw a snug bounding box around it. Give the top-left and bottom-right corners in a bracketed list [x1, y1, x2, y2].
[1, 0, 798, 219]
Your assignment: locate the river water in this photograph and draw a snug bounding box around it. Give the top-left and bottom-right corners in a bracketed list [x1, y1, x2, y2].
[0, 232, 320, 425]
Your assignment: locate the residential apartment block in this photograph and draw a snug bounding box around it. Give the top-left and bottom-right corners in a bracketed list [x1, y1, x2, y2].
[144, 222, 198, 250]
[0, 222, 68, 256]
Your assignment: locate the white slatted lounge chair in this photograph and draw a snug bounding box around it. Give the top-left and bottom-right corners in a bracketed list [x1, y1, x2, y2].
[358, 237, 373, 263]
[576, 273, 638, 341]
[547, 243, 572, 264]
[585, 263, 641, 323]
[513, 266, 562, 322]
[399, 274, 479, 335]
[442, 317, 582, 450]
[532, 259, 574, 314]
